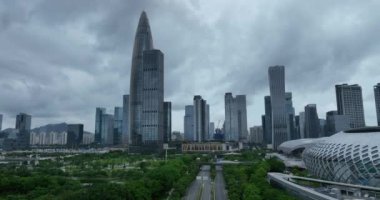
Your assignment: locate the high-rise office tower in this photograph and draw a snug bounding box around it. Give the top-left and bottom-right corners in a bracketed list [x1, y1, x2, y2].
[335, 84, 365, 128]
[184, 105, 194, 141]
[304, 104, 320, 138]
[294, 115, 300, 138]
[16, 113, 31, 131]
[285, 92, 297, 140]
[264, 96, 272, 144]
[325, 111, 350, 136]
[114, 107, 123, 145]
[374, 83, 380, 126]
[140, 49, 164, 147]
[163, 102, 172, 143]
[319, 119, 326, 137]
[224, 93, 248, 142]
[67, 124, 83, 148]
[15, 113, 32, 149]
[261, 114, 266, 138]
[268, 66, 288, 150]
[95, 107, 106, 143]
[205, 104, 210, 140]
[0, 114, 2, 131]
[299, 112, 305, 138]
[122, 95, 129, 145]
[193, 95, 207, 142]
[209, 122, 215, 140]
[101, 114, 114, 145]
[129, 12, 165, 152]
[249, 126, 263, 144]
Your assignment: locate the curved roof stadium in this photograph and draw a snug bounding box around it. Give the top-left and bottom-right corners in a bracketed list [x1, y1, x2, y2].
[278, 138, 327, 155]
[303, 127, 380, 187]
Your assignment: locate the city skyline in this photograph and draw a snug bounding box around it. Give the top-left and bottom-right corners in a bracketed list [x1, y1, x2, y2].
[1, 1, 380, 133]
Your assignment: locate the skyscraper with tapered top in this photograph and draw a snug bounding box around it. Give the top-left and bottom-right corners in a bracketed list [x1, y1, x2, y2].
[129, 11, 164, 152]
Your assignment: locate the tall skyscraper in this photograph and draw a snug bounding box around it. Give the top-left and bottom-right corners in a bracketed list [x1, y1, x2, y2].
[294, 115, 300, 138]
[285, 92, 296, 140]
[205, 104, 210, 140]
[129, 12, 164, 152]
[193, 95, 207, 142]
[264, 96, 272, 144]
[141, 50, 164, 146]
[224, 93, 248, 142]
[319, 119, 326, 137]
[114, 107, 123, 145]
[15, 113, 32, 149]
[304, 104, 320, 138]
[184, 105, 194, 141]
[122, 95, 129, 145]
[299, 112, 305, 138]
[209, 122, 215, 140]
[335, 84, 365, 128]
[163, 102, 172, 143]
[95, 107, 106, 143]
[249, 126, 263, 144]
[325, 111, 350, 136]
[67, 124, 83, 148]
[0, 114, 2, 131]
[374, 83, 380, 126]
[101, 114, 114, 145]
[268, 66, 287, 150]
[16, 113, 31, 131]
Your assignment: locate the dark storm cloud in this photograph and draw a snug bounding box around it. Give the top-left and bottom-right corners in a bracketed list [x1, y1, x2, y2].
[0, 0, 379, 131]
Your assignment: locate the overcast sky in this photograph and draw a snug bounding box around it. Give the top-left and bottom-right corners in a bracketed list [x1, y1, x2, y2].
[1, 0, 380, 132]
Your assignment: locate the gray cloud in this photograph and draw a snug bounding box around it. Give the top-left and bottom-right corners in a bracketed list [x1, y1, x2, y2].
[0, 0, 380, 132]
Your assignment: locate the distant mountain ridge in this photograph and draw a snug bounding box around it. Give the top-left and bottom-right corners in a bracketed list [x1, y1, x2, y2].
[32, 123, 93, 134]
[32, 123, 68, 133]
[1, 123, 93, 135]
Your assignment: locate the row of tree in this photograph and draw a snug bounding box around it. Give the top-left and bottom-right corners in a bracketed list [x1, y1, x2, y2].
[223, 155, 296, 200]
[0, 153, 201, 199]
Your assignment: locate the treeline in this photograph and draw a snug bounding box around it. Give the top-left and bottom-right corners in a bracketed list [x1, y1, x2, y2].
[0, 154, 199, 199]
[223, 158, 296, 200]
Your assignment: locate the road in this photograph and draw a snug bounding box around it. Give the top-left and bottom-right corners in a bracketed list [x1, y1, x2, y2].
[184, 165, 228, 200]
[184, 165, 211, 200]
[214, 165, 228, 200]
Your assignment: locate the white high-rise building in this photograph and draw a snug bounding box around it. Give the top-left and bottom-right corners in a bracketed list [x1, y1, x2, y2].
[224, 93, 248, 142]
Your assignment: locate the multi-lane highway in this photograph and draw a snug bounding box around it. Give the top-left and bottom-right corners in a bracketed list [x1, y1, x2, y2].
[214, 165, 227, 200]
[184, 165, 227, 200]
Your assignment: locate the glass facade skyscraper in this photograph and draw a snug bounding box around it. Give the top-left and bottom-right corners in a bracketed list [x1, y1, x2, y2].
[268, 66, 288, 150]
[374, 83, 380, 126]
[163, 102, 172, 143]
[0, 114, 2, 131]
[264, 96, 272, 144]
[129, 12, 165, 152]
[304, 104, 320, 138]
[224, 93, 248, 142]
[101, 114, 114, 145]
[335, 84, 365, 128]
[193, 96, 207, 142]
[67, 124, 83, 148]
[129, 11, 154, 146]
[95, 107, 106, 144]
[184, 105, 194, 141]
[122, 95, 129, 145]
[114, 107, 123, 145]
